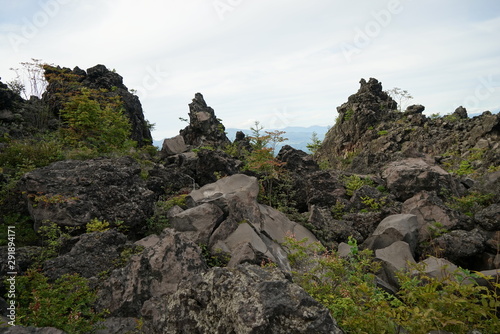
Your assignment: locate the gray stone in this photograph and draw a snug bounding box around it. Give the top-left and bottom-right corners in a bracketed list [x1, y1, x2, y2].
[19, 157, 155, 232]
[96, 229, 207, 317]
[142, 264, 344, 334]
[161, 135, 187, 156]
[170, 202, 224, 244]
[402, 191, 458, 241]
[475, 204, 500, 231]
[382, 158, 463, 201]
[186, 174, 319, 271]
[43, 229, 130, 280]
[365, 214, 419, 255]
[375, 241, 416, 287]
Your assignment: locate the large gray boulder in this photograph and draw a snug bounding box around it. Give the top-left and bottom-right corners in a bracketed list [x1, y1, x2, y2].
[402, 191, 461, 241]
[161, 134, 187, 157]
[169, 203, 224, 244]
[429, 229, 486, 268]
[19, 157, 155, 232]
[362, 214, 419, 256]
[375, 241, 416, 288]
[141, 263, 344, 334]
[42, 229, 130, 281]
[184, 174, 319, 271]
[382, 158, 463, 201]
[96, 229, 207, 317]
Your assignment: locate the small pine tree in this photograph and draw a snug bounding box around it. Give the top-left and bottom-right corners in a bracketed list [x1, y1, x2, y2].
[306, 131, 322, 154]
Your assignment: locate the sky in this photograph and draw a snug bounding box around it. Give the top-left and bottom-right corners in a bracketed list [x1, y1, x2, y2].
[1, 0, 499, 141]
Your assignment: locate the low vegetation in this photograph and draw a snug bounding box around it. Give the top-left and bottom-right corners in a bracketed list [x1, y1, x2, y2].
[284, 236, 500, 334]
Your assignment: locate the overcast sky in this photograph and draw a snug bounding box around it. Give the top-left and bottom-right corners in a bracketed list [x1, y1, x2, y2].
[1, 0, 499, 140]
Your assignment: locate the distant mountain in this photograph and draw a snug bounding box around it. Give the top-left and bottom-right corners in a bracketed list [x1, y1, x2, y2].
[153, 126, 330, 153]
[225, 125, 329, 153]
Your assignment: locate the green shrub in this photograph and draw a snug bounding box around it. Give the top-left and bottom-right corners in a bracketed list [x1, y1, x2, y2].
[343, 175, 374, 196]
[0, 214, 38, 246]
[199, 244, 230, 267]
[0, 136, 63, 170]
[145, 194, 188, 235]
[377, 130, 388, 136]
[12, 269, 106, 333]
[36, 221, 71, 265]
[284, 236, 500, 333]
[86, 218, 110, 233]
[59, 88, 135, 153]
[447, 191, 495, 217]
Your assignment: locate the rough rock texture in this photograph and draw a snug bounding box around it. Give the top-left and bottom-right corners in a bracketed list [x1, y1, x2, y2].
[429, 229, 486, 269]
[306, 205, 363, 249]
[186, 174, 318, 270]
[402, 191, 462, 241]
[316, 78, 397, 170]
[18, 157, 155, 232]
[43, 64, 153, 146]
[96, 229, 208, 317]
[362, 214, 419, 255]
[375, 241, 416, 288]
[382, 158, 464, 201]
[0, 246, 41, 277]
[0, 327, 67, 334]
[142, 264, 344, 334]
[169, 203, 224, 244]
[316, 78, 500, 174]
[0, 80, 57, 139]
[180, 93, 230, 148]
[161, 134, 187, 157]
[43, 229, 130, 280]
[475, 204, 500, 231]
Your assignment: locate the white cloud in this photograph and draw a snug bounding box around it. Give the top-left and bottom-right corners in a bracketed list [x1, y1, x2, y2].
[0, 0, 499, 139]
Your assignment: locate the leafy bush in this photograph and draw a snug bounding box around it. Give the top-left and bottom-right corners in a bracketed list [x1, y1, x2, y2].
[0, 135, 63, 171]
[59, 88, 135, 153]
[447, 191, 495, 217]
[86, 218, 111, 233]
[343, 175, 374, 196]
[35, 221, 71, 265]
[284, 236, 500, 334]
[199, 243, 230, 267]
[145, 194, 188, 235]
[12, 269, 106, 333]
[0, 214, 38, 247]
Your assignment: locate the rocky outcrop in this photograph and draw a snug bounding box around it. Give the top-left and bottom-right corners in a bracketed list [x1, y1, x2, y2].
[96, 229, 208, 317]
[382, 158, 464, 201]
[42, 229, 131, 280]
[316, 78, 500, 174]
[19, 157, 155, 233]
[179, 93, 230, 148]
[185, 174, 318, 270]
[43, 64, 153, 146]
[142, 264, 344, 334]
[316, 78, 397, 170]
